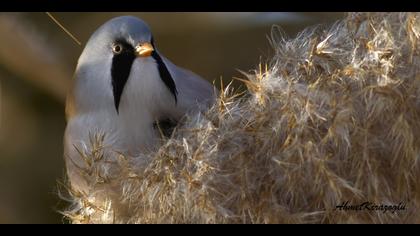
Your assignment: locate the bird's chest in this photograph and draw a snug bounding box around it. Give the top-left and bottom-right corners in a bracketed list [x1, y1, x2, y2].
[67, 109, 159, 159]
[68, 61, 176, 157]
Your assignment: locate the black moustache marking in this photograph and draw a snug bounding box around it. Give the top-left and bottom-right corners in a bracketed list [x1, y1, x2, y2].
[151, 37, 178, 103]
[111, 39, 136, 113]
[151, 51, 178, 103]
[111, 37, 178, 113]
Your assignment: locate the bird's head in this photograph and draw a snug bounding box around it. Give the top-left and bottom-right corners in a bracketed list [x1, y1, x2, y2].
[73, 16, 177, 115]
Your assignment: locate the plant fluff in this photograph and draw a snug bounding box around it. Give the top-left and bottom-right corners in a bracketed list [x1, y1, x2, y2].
[61, 12, 420, 223]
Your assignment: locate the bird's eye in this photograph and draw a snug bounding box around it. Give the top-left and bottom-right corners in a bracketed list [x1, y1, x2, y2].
[112, 44, 123, 54]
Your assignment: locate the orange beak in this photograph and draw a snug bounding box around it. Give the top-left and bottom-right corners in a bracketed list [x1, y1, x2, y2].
[135, 42, 154, 57]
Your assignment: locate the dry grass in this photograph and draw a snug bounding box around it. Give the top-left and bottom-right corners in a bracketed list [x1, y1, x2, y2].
[61, 12, 420, 223]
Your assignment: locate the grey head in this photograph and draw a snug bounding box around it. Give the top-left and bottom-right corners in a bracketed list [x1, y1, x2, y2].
[75, 16, 177, 114]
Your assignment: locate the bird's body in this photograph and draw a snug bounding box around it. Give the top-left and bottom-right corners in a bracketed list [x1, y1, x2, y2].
[64, 16, 215, 193]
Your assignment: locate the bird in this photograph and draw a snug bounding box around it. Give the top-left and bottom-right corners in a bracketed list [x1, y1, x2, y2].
[64, 16, 216, 193]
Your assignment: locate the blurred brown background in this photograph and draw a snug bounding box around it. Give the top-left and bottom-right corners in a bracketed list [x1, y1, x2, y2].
[0, 12, 344, 223]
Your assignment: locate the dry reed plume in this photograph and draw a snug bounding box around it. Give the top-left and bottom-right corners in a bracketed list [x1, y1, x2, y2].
[61, 12, 420, 223]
